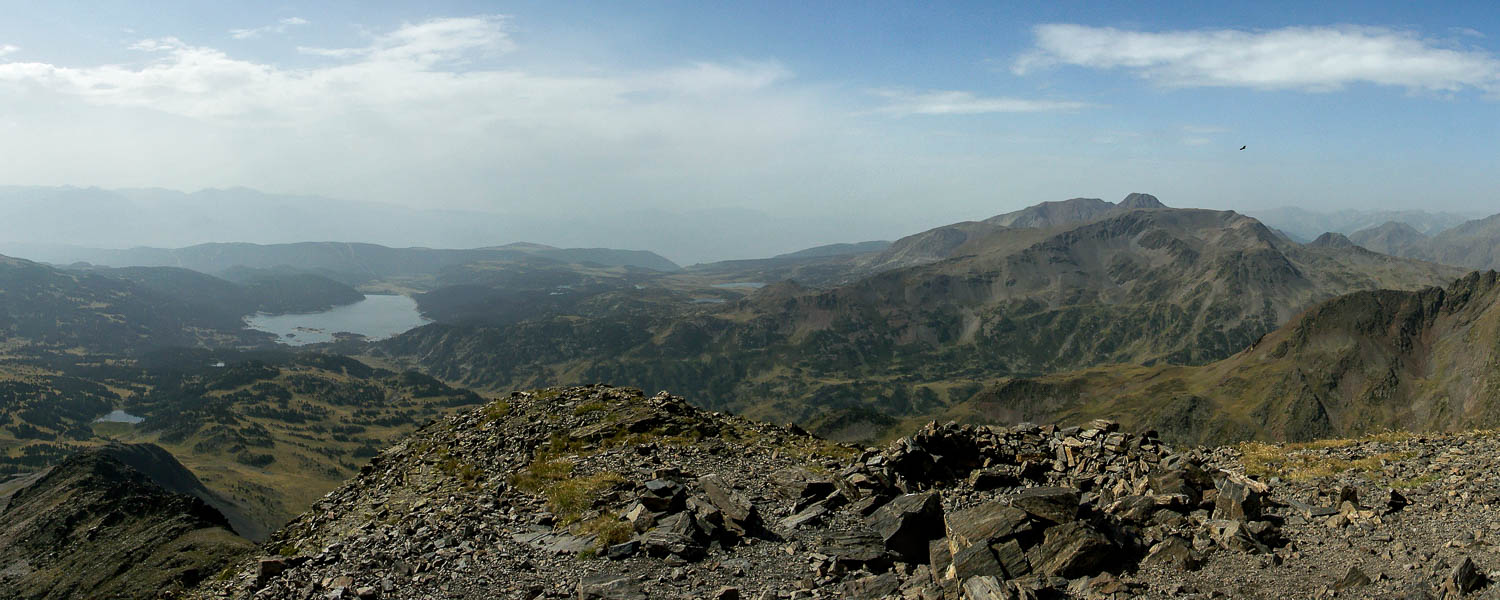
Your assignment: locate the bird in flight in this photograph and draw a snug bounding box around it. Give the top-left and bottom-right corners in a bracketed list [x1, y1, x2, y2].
[1239, 145, 1247, 150]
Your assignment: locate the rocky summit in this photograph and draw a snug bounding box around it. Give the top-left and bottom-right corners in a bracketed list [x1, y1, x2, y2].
[181, 385, 1500, 599]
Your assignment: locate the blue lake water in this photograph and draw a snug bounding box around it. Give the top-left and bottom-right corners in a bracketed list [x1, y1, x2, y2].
[245, 294, 431, 346]
[95, 410, 143, 424]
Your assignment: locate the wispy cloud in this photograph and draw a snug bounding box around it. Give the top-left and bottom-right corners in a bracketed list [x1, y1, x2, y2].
[229, 16, 309, 40]
[298, 15, 513, 60]
[0, 16, 789, 123]
[874, 89, 1092, 115]
[0, 44, 18, 58]
[1015, 24, 1500, 93]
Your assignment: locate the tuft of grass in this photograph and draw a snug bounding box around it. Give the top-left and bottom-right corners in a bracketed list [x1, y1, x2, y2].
[547, 472, 625, 522]
[482, 401, 512, 423]
[577, 511, 633, 549]
[437, 455, 485, 489]
[511, 458, 575, 494]
[573, 401, 609, 415]
[511, 458, 623, 521]
[1242, 439, 1416, 482]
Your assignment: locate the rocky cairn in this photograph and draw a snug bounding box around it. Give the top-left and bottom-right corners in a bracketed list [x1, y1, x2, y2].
[195, 386, 1489, 599]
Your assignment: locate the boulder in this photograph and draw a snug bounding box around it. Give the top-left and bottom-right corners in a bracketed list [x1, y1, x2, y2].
[640, 530, 704, 561]
[780, 504, 829, 530]
[950, 540, 1005, 580]
[820, 530, 892, 570]
[641, 478, 686, 513]
[1335, 566, 1371, 591]
[1142, 537, 1198, 571]
[624, 503, 655, 532]
[992, 538, 1031, 579]
[699, 474, 760, 536]
[1025, 521, 1115, 579]
[1147, 465, 1214, 504]
[605, 540, 639, 560]
[868, 492, 944, 562]
[1442, 557, 1486, 597]
[255, 557, 303, 588]
[1008, 487, 1079, 524]
[1211, 477, 1262, 522]
[969, 468, 1020, 491]
[945, 502, 1032, 555]
[770, 468, 835, 503]
[578, 573, 647, 600]
[929, 538, 954, 582]
[713, 588, 741, 600]
[841, 572, 900, 599]
[1205, 519, 1270, 554]
[961, 575, 1013, 600]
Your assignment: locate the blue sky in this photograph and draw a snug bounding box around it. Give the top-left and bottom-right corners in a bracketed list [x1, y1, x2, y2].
[1, 1, 1497, 240]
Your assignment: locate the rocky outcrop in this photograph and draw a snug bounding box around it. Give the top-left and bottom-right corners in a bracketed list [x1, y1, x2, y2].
[190, 386, 1321, 600]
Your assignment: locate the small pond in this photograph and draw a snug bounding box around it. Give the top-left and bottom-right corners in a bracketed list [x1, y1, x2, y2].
[95, 410, 144, 424]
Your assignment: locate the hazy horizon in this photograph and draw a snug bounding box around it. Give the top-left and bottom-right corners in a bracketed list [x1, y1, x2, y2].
[0, 183, 1489, 265]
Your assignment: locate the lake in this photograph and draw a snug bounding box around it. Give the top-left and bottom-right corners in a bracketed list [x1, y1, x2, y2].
[95, 410, 143, 424]
[245, 294, 431, 346]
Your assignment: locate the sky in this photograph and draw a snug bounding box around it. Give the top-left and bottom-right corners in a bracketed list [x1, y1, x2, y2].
[1, 1, 1498, 249]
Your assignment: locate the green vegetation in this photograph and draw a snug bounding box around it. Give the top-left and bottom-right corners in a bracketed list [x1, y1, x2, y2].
[578, 511, 633, 549]
[510, 457, 624, 523]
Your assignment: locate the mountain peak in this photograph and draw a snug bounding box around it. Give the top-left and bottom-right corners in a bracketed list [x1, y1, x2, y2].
[1309, 232, 1357, 248]
[1117, 192, 1166, 209]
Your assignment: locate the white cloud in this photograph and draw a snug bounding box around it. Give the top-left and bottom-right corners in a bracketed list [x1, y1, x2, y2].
[874, 89, 1092, 115]
[0, 16, 843, 215]
[229, 16, 310, 40]
[0, 44, 18, 57]
[1015, 24, 1500, 93]
[299, 15, 514, 61]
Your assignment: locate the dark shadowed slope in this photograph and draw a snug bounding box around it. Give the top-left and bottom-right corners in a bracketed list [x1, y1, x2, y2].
[0, 446, 251, 600]
[956, 271, 1500, 445]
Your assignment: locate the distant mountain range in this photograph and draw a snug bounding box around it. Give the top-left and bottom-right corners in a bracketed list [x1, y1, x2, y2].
[1350, 214, 1500, 271]
[17, 241, 681, 286]
[379, 194, 1466, 440]
[0, 186, 913, 264]
[1245, 206, 1480, 242]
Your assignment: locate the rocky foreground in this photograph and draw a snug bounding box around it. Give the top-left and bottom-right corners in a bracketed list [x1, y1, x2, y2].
[192, 386, 1500, 599]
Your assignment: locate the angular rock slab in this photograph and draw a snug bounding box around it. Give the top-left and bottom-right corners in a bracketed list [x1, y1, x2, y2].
[1025, 521, 1116, 579]
[700, 474, 760, 536]
[945, 502, 1032, 555]
[868, 491, 944, 563]
[1008, 487, 1079, 525]
[578, 573, 647, 600]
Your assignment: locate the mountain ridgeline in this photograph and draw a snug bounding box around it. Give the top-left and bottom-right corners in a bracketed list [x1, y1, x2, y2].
[378, 195, 1465, 440]
[23, 241, 681, 287]
[0, 444, 252, 600]
[957, 270, 1500, 444]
